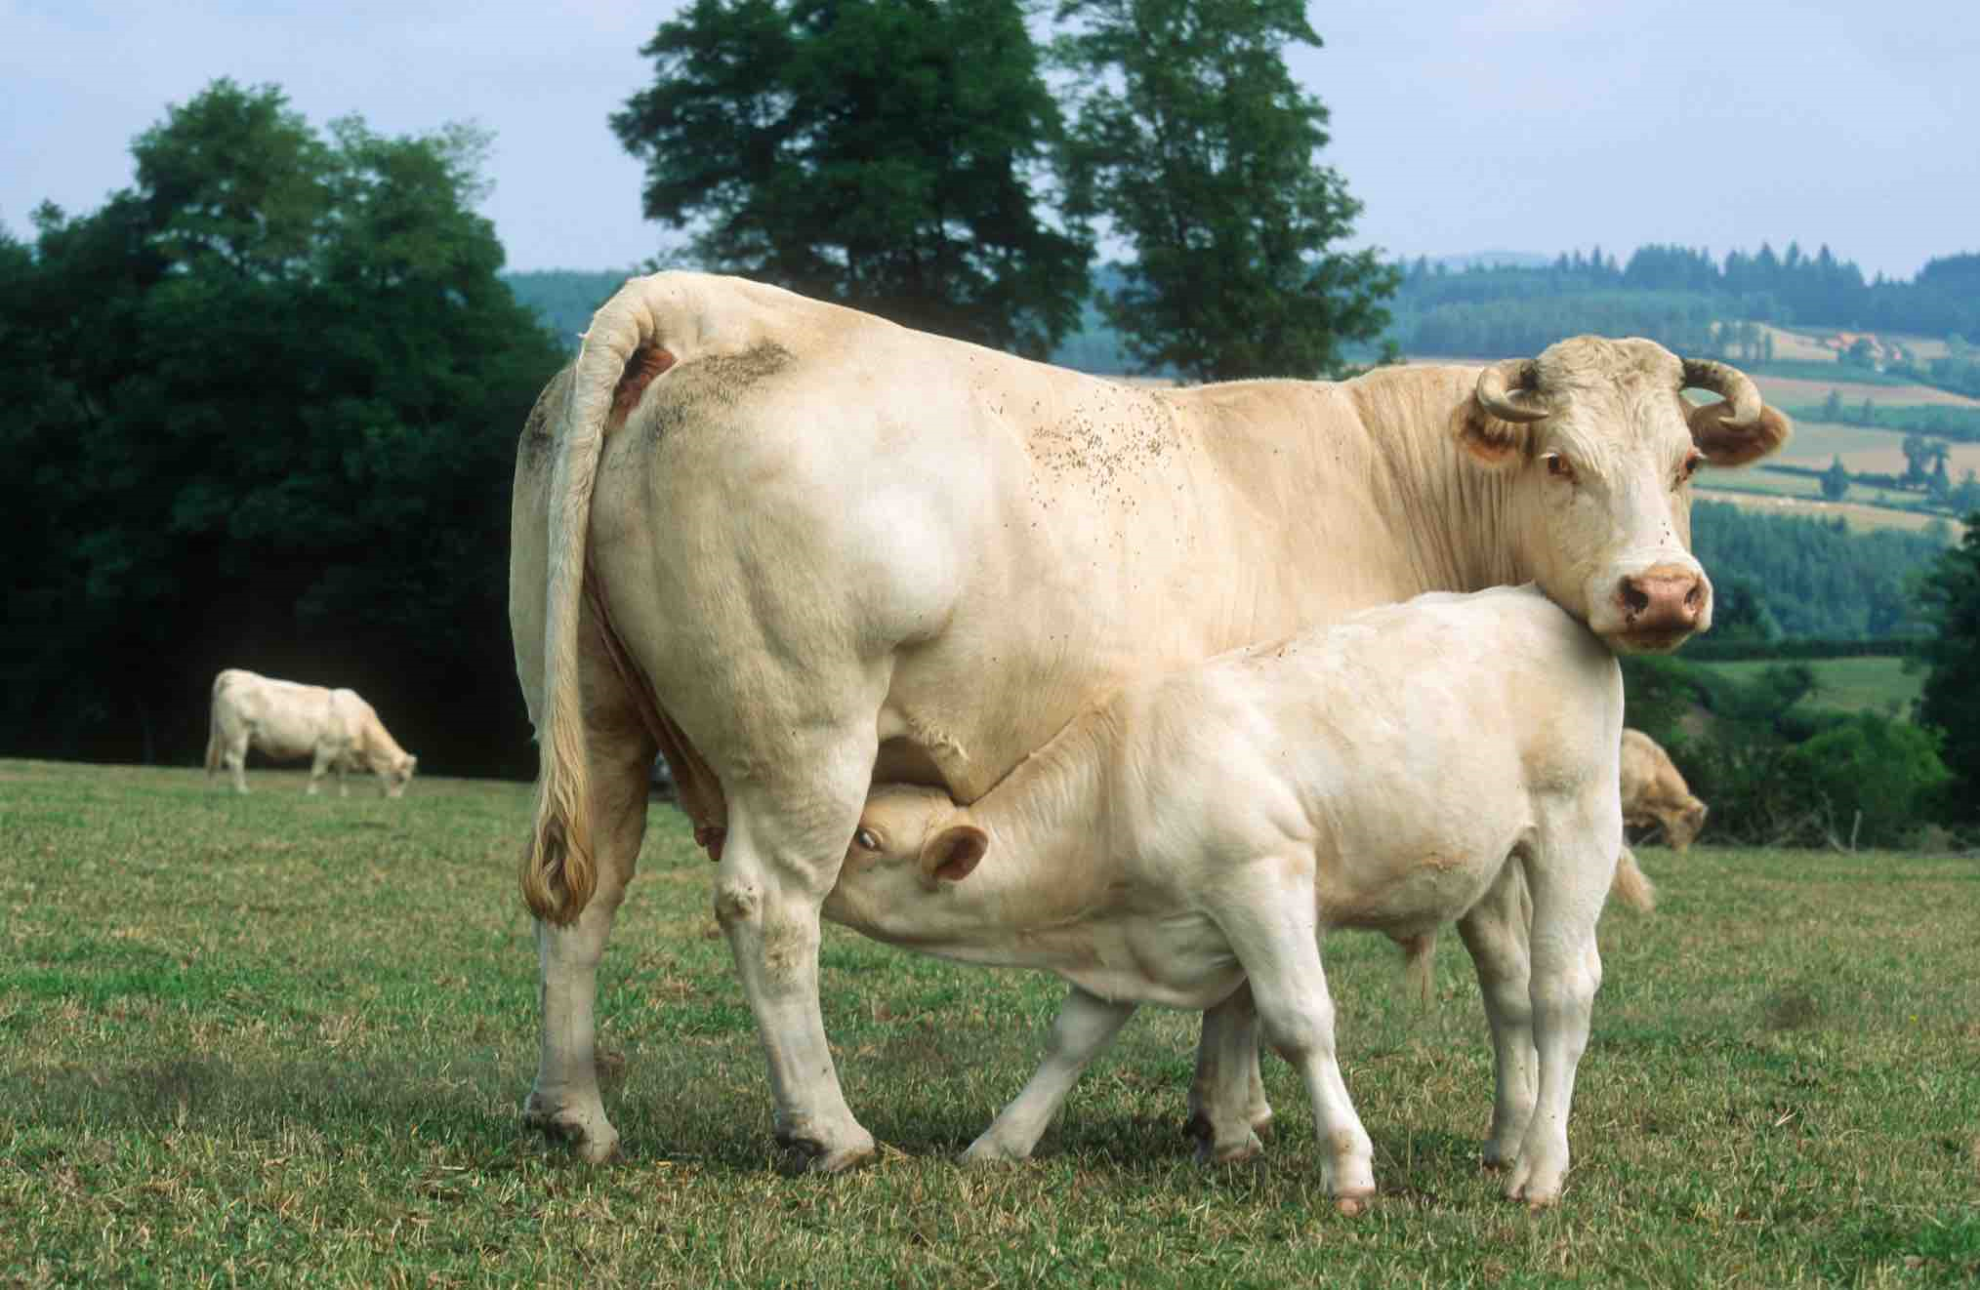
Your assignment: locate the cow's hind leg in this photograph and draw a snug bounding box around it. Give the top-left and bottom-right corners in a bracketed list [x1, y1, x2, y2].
[1456, 864, 1536, 1170]
[1188, 983, 1272, 1163]
[712, 733, 882, 1173]
[964, 986, 1137, 1164]
[523, 668, 656, 1163]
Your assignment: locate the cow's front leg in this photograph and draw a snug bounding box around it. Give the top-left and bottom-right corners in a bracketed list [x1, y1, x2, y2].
[523, 701, 653, 1163]
[225, 743, 250, 794]
[1188, 983, 1272, 1163]
[964, 986, 1136, 1164]
[306, 746, 334, 796]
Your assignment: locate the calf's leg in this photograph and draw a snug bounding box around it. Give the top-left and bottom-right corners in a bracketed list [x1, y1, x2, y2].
[1502, 832, 1609, 1207]
[306, 746, 334, 796]
[964, 986, 1137, 1164]
[1456, 864, 1537, 1168]
[1210, 866, 1375, 1210]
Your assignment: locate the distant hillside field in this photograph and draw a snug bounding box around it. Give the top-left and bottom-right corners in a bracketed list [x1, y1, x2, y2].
[1697, 655, 1924, 717]
[1752, 373, 1980, 410]
[1693, 486, 1962, 537]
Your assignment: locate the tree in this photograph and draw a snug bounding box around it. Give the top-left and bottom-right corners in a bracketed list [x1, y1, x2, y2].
[611, 0, 1089, 357]
[1820, 454, 1851, 501]
[1821, 388, 1843, 420]
[1914, 517, 1980, 822]
[1055, 0, 1396, 381]
[3, 80, 564, 773]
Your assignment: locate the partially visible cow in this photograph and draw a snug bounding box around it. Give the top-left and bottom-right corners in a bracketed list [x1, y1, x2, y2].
[509, 271, 1790, 1169]
[205, 669, 417, 798]
[827, 586, 1625, 1209]
[1621, 728, 1707, 850]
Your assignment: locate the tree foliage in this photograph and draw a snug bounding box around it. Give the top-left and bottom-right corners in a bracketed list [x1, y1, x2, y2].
[1053, 0, 1395, 381]
[1, 80, 564, 774]
[1914, 516, 1980, 822]
[611, 0, 1088, 357]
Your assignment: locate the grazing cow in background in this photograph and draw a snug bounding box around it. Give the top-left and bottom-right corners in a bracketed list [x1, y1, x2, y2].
[828, 586, 1625, 1209]
[509, 271, 1790, 1169]
[1621, 728, 1709, 851]
[206, 669, 417, 798]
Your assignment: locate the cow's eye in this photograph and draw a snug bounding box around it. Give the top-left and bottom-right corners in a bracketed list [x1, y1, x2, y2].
[1543, 452, 1575, 481]
[1675, 450, 1703, 487]
[854, 828, 880, 852]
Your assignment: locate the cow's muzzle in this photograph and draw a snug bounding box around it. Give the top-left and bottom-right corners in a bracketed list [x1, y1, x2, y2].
[1613, 563, 1707, 650]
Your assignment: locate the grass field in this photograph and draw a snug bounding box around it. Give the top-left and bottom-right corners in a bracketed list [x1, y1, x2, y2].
[1700, 656, 1926, 718]
[4, 760, 1978, 1286]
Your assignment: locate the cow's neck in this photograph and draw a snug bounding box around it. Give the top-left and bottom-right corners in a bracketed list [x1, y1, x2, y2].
[1351, 369, 1527, 598]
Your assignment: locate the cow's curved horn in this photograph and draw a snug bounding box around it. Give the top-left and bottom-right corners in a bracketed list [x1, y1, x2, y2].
[1474, 358, 1550, 423]
[1680, 358, 1762, 430]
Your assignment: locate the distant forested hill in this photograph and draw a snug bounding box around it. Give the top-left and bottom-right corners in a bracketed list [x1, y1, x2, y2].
[1690, 500, 1950, 640]
[504, 270, 637, 349]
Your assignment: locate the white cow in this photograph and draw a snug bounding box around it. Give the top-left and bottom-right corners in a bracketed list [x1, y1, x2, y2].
[205, 668, 417, 798]
[826, 585, 1623, 1209]
[509, 272, 1789, 1168]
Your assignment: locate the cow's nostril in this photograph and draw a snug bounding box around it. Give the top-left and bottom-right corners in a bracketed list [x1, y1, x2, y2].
[1684, 581, 1703, 610]
[1621, 580, 1649, 615]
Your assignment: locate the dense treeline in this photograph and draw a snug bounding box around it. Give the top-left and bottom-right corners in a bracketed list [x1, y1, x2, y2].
[1384, 243, 1980, 365]
[1, 82, 564, 776]
[1689, 501, 1948, 640]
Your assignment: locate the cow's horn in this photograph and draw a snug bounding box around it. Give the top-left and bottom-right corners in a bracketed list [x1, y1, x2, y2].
[1680, 358, 1763, 430]
[1474, 358, 1550, 423]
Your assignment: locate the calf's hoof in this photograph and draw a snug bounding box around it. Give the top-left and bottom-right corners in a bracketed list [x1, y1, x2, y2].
[1193, 1128, 1264, 1166]
[1333, 1192, 1374, 1217]
[1503, 1158, 1566, 1208]
[522, 1100, 621, 1165]
[960, 1136, 1030, 1167]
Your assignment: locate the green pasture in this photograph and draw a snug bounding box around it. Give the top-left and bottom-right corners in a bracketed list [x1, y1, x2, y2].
[1698, 655, 1926, 718]
[3, 760, 1977, 1286]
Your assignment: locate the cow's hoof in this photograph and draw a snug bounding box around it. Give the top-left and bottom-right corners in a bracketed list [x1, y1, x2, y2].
[523, 1102, 620, 1164]
[1334, 1192, 1374, 1217]
[1503, 1158, 1565, 1207]
[1194, 1128, 1264, 1165]
[775, 1125, 877, 1175]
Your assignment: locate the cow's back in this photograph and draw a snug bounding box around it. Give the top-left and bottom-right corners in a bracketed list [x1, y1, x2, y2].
[565, 273, 1454, 803]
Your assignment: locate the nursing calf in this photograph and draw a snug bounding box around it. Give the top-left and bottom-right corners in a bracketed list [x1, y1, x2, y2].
[206, 668, 418, 798]
[826, 586, 1624, 1208]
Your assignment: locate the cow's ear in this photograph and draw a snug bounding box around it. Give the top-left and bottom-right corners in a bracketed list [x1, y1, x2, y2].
[1454, 401, 1531, 469]
[1689, 400, 1791, 466]
[920, 824, 988, 883]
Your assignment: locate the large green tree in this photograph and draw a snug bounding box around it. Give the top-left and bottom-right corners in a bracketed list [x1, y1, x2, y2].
[2, 80, 564, 773]
[611, 0, 1089, 357]
[1914, 516, 1980, 823]
[1055, 0, 1396, 381]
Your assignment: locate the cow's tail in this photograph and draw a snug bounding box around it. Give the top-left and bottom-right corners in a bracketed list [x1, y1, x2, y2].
[204, 672, 224, 780]
[1611, 843, 1656, 913]
[521, 276, 682, 927]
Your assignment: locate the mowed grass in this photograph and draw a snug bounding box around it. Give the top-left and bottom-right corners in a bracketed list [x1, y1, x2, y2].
[3, 760, 1978, 1286]
[1700, 656, 1926, 718]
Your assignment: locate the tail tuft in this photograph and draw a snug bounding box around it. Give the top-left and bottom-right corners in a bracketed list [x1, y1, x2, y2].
[1611, 844, 1657, 913]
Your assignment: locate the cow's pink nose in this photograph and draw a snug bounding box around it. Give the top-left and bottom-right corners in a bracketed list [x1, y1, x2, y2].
[1618, 566, 1705, 636]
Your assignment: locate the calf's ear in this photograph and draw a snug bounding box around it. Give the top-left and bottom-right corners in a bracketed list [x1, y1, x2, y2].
[1688, 400, 1792, 466]
[920, 825, 989, 883]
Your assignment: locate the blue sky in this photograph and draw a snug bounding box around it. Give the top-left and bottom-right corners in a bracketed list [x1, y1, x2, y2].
[5, 0, 1974, 280]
